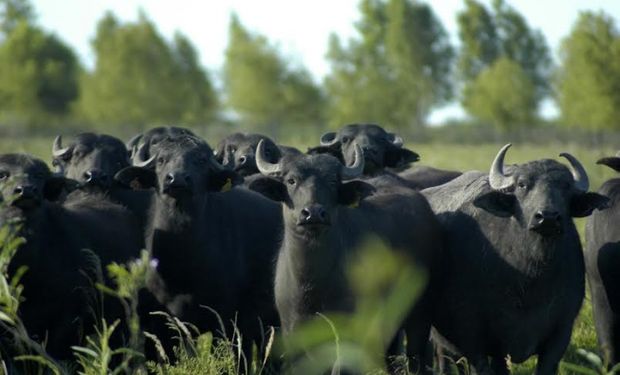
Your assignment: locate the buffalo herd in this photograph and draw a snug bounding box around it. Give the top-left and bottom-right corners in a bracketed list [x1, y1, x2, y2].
[0, 123, 618, 374]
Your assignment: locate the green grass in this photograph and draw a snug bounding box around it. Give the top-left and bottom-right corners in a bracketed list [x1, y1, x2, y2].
[0, 136, 617, 373]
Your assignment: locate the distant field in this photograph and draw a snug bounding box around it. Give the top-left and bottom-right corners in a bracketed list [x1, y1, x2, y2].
[0, 135, 617, 373]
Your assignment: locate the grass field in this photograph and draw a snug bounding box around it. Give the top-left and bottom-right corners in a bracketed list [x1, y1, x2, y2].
[0, 135, 618, 374]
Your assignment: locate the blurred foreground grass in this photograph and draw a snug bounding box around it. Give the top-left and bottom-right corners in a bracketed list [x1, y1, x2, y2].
[0, 135, 616, 373]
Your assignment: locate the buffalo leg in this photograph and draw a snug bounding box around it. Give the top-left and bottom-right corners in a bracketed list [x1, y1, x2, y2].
[535, 328, 572, 375]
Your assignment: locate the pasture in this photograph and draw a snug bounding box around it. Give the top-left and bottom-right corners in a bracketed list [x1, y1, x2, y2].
[0, 133, 617, 374]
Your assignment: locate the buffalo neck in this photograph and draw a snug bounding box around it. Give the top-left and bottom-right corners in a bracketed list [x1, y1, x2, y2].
[281, 208, 347, 288]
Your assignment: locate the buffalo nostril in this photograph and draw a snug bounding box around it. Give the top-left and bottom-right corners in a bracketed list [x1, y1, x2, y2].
[239, 156, 247, 165]
[84, 171, 93, 182]
[534, 212, 544, 222]
[301, 208, 311, 220]
[165, 173, 175, 184]
[13, 186, 23, 195]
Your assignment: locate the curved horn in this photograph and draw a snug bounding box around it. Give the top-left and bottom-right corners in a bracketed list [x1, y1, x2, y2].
[560, 152, 589, 192]
[341, 144, 365, 180]
[489, 144, 514, 190]
[320, 132, 339, 146]
[387, 133, 404, 147]
[52, 135, 71, 158]
[133, 144, 156, 168]
[134, 154, 156, 168]
[256, 139, 282, 175]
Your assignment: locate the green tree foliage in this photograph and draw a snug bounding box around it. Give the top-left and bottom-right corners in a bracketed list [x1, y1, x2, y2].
[458, 0, 550, 129]
[325, 0, 453, 130]
[556, 11, 620, 130]
[223, 14, 324, 130]
[0, 0, 34, 37]
[463, 57, 536, 130]
[0, 21, 79, 127]
[77, 11, 217, 128]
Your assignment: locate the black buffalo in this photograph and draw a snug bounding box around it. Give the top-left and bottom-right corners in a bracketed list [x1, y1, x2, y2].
[585, 152, 620, 365]
[115, 134, 282, 371]
[252, 140, 442, 373]
[214, 132, 301, 177]
[51, 132, 153, 242]
[0, 154, 143, 362]
[126, 126, 196, 166]
[422, 144, 609, 374]
[309, 123, 459, 192]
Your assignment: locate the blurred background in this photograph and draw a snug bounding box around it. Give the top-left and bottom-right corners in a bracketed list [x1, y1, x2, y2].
[0, 0, 619, 146]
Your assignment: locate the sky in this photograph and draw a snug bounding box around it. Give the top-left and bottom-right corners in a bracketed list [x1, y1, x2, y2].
[32, 0, 620, 123]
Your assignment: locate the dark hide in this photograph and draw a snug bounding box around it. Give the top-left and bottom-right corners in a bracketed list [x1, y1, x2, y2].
[115, 135, 282, 373]
[585, 155, 620, 365]
[214, 132, 301, 177]
[422, 158, 609, 375]
[252, 153, 442, 374]
[0, 154, 142, 365]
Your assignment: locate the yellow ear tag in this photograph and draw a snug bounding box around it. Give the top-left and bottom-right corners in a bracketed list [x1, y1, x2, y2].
[221, 178, 232, 192]
[348, 193, 360, 208]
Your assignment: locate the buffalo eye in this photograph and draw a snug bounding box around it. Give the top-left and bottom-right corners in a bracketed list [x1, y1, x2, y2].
[157, 156, 165, 165]
[341, 136, 350, 143]
[52, 159, 61, 167]
[0, 171, 9, 180]
[287, 178, 296, 186]
[517, 181, 528, 190]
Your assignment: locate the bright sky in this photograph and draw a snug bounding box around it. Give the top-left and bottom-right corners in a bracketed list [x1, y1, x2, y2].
[32, 0, 620, 123]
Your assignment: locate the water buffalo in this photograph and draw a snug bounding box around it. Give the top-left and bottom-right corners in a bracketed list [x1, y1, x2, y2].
[51, 133, 176, 360]
[115, 134, 282, 372]
[51, 132, 153, 241]
[308, 123, 459, 192]
[214, 132, 301, 177]
[0, 154, 143, 362]
[252, 140, 442, 373]
[126, 126, 196, 166]
[422, 145, 609, 374]
[585, 152, 620, 365]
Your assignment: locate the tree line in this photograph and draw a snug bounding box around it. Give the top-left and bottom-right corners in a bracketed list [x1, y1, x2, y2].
[0, 0, 619, 133]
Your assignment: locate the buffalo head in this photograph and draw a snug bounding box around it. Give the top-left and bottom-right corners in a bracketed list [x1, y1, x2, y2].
[252, 140, 374, 234]
[308, 123, 419, 175]
[52, 133, 129, 190]
[0, 154, 71, 211]
[474, 144, 609, 237]
[214, 133, 283, 177]
[126, 126, 196, 167]
[116, 135, 241, 200]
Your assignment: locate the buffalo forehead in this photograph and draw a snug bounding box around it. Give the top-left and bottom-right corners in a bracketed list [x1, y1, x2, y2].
[516, 160, 573, 183]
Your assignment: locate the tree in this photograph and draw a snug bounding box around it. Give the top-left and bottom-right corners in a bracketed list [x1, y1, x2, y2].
[457, 0, 551, 129]
[222, 14, 324, 130]
[77, 11, 217, 128]
[463, 57, 536, 130]
[0, 0, 34, 37]
[0, 21, 79, 127]
[556, 11, 620, 130]
[324, 0, 453, 130]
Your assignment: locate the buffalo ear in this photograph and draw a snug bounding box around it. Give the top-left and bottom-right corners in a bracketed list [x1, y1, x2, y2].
[207, 170, 243, 192]
[43, 176, 77, 201]
[570, 192, 610, 217]
[115, 167, 157, 190]
[473, 191, 516, 218]
[597, 157, 620, 173]
[246, 176, 288, 202]
[338, 180, 375, 207]
[384, 147, 420, 169]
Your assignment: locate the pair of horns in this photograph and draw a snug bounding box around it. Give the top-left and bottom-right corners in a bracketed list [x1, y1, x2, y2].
[256, 139, 365, 180]
[489, 144, 589, 192]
